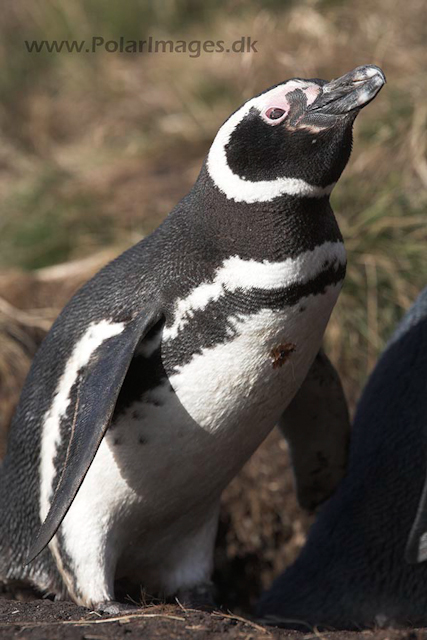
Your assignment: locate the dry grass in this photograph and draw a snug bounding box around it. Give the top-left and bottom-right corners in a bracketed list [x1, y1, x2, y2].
[0, 301, 46, 458]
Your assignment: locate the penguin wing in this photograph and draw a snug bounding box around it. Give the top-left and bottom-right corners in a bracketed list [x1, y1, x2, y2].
[279, 348, 350, 511]
[27, 306, 163, 564]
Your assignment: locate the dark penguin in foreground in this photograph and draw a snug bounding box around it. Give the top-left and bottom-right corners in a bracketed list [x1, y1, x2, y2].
[258, 286, 427, 629]
[0, 66, 384, 612]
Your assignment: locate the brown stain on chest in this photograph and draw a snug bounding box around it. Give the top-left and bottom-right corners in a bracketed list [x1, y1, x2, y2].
[270, 343, 296, 369]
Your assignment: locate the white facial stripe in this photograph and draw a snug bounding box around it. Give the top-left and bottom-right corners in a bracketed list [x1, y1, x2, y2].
[207, 81, 332, 203]
[163, 241, 346, 340]
[39, 320, 125, 522]
[256, 81, 319, 109]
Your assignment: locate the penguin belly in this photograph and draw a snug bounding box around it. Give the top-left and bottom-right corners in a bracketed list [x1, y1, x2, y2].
[50, 278, 341, 604]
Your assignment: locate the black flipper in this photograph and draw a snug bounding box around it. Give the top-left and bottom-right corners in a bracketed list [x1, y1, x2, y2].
[279, 348, 350, 511]
[406, 471, 427, 563]
[27, 307, 164, 564]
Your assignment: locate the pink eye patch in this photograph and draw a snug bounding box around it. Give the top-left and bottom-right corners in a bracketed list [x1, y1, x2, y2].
[260, 82, 320, 125]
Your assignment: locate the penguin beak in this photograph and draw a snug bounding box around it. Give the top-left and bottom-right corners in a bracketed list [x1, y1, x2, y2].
[308, 65, 386, 115]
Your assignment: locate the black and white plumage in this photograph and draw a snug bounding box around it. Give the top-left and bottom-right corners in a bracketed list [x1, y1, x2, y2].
[0, 65, 384, 611]
[258, 287, 427, 630]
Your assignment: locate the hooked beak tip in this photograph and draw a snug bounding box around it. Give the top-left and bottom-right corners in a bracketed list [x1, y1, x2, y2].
[309, 64, 386, 115]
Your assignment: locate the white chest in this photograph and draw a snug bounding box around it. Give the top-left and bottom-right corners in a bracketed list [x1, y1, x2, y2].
[167, 282, 342, 444]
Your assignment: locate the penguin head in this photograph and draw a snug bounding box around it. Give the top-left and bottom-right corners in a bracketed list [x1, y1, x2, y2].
[207, 65, 385, 203]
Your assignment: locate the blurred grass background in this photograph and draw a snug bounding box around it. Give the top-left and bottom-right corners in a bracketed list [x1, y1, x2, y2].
[0, 0, 426, 405]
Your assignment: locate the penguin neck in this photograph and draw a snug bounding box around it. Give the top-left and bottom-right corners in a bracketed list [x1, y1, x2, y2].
[187, 163, 343, 262]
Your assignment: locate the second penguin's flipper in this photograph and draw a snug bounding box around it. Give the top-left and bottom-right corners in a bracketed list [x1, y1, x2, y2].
[27, 307, 164, 564]
[279, 349, 350, 511]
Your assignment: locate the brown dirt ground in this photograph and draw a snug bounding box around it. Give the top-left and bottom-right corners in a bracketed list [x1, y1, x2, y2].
[1, 597, 427, 640]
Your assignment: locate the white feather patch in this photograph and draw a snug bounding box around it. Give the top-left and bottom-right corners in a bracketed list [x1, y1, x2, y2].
[58, 436, 133, 605]
[167, 284, 342, 434]
[39, 320, 125, 522]
[164, 241, 346, 340]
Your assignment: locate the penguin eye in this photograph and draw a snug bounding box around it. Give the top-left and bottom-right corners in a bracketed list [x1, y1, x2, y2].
[263, 106, 288, 125]
[267, 108, 285, 119]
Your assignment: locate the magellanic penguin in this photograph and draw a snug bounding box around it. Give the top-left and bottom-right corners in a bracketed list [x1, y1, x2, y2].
[0, 65, 384, 612]
[258, 286, 427, 630]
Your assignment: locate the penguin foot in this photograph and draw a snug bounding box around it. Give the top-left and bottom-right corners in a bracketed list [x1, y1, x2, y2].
[94, 601, 138, 615]
[175, 582, 216, 610]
